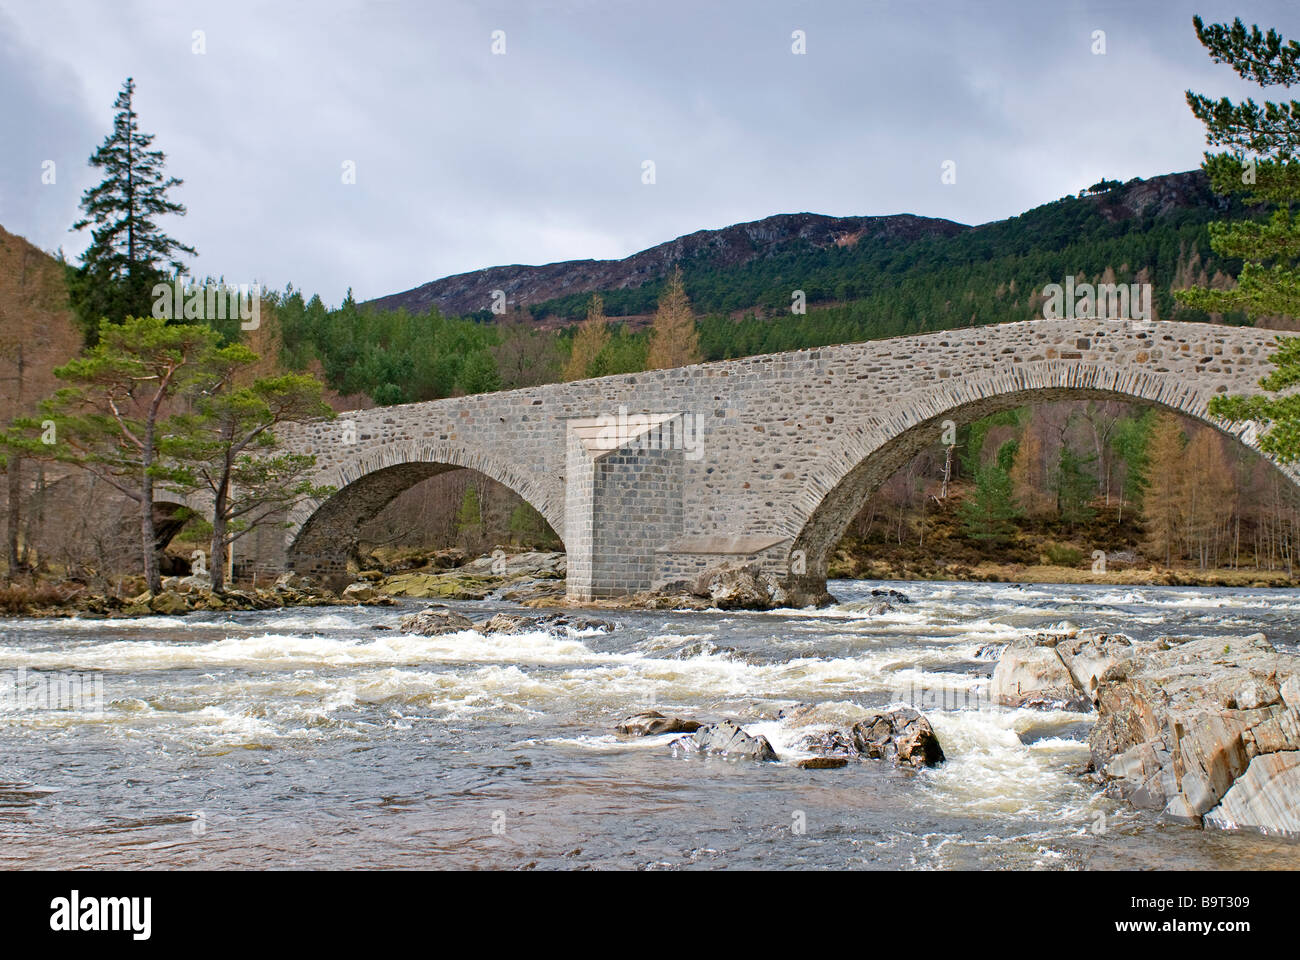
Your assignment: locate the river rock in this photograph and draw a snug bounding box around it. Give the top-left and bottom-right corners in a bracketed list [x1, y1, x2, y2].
[850, 707, 946, 767]
[1091, 633, 1300, 833]
[381, 571, 495, 600]
[476, 612, 615, 635]
[670, 720, 778, 761]
[692, 564, 779, 611]
[797, 757, 849, 769]
[1203, 752, 1300, 835]
[458, 551, 566, 579]
[342, 582, 379, 602]
[1054, 632, 1135, 705]
[615, 710, 703, 737]
[398, 605, 476, 636]
[793, 707, 945, 768]
[990, 633, 1091, 710]
[148, 590, 189, 615]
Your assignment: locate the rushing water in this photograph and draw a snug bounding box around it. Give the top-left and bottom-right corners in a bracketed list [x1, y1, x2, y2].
[1, 579, 1299, 870]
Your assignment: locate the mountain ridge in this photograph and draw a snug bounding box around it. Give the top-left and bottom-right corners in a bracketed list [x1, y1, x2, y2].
[364, 170, 1215, 320]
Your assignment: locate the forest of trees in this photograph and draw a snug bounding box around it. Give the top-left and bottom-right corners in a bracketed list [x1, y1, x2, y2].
[847, 400, 1300, 577]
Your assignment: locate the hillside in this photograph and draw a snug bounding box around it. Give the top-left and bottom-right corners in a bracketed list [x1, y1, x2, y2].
[365, 212, 968, 321]
[365, 170, 1228, 325]
[0, 227, 85, 417]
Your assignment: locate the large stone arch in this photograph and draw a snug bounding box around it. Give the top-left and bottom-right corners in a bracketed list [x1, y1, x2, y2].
[784, 360, 1300, 588]
[285, 439, 565, 584]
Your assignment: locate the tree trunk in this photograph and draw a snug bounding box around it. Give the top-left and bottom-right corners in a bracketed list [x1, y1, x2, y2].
[209, 482, 228, 594]
[141, 423, 159, 593]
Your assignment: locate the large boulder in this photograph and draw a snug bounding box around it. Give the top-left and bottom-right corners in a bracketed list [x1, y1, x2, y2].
[615, 710, 703, 737]
[398, 605, 476, 636]
[692, 564, 779, 610]
[381, 571, 495, 600]
[1091, 633, 1300, 832]
[990, 633, 1091, 710]
[457, 551, 566, 579]
[670, 720, 779, 761]
[792, 706, 945, 768]
[148, 590, 190, 615]
[341, 582, 378, 602]
[1055, 632, 1136, 705]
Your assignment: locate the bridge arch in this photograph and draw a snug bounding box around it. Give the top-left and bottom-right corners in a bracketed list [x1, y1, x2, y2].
[284, 439, 565, 586]
[784, 360, 1300, 587]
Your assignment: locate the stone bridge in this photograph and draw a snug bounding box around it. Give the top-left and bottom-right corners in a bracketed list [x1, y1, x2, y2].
[244, 319, 1298, 601]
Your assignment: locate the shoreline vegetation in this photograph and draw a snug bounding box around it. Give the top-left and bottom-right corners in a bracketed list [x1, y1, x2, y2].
[0, 546, 1294, 619]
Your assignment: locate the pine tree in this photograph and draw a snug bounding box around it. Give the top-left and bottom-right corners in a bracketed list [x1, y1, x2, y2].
[645, 267, 702, 370]
[958, 464, 1021, 543]
[5, 317, 225, 592]
[159, 361, 336, 593]
[1178, 18, 1300, 460]
[1055, 445, 1097, 526]
[69, 78, 196, 339]
[563, 295, 611, 381]
[455, 485, 484, 548]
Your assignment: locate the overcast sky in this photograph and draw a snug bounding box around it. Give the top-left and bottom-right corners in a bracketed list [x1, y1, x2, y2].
[0, 0, 1293, 306]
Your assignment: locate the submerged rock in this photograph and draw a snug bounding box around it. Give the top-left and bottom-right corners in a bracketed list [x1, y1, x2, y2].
[838, 599, 894, 616]
[398, 605, 476, 636]
[615, 710, 703, 737]
[476, 612, 614, 635]
[670, 720, 779, 762]
[797, 757, 849, 769]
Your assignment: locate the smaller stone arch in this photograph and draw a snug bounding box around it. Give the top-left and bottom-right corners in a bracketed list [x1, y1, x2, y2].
[285, 439, 565, 585]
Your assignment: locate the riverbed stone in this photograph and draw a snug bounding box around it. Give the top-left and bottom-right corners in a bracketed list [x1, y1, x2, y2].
[615, 710, 703, 737]
[670, 720, 778, 761]
[398, 606, 476, 636]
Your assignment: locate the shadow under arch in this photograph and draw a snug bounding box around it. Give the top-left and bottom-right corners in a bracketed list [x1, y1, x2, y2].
[285, 441, 565, 585]
[785, 374, 1300, 589]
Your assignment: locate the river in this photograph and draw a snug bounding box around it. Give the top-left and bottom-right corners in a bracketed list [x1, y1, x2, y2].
[1, 579, 1298, 870]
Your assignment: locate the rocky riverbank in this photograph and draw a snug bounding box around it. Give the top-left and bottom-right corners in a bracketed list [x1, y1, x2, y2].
[0, 573, 393, 618]
[990, 628, 1300, 836]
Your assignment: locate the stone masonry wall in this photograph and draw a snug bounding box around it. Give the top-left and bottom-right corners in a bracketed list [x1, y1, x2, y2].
[264, 320, 1296, 599]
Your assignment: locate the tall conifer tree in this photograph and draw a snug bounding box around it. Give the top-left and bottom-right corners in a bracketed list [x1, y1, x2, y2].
[70, 78, 196, 339]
